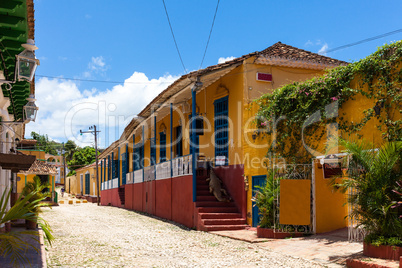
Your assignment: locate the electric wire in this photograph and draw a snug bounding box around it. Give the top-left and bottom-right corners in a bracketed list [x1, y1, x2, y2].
[324, 28, 402, 54]
[162, 0, 187, 73]
[35, 75, 174, 84]
[199, 0, 220, 70]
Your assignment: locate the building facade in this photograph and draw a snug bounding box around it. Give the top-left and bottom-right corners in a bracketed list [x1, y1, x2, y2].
[98, 42, 347, 230]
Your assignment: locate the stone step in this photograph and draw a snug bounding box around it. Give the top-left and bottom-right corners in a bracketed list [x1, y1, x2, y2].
[197, 207, 238, 213]
[202, 224, 248, 232]
[202, 218, 246, 226]
[199, 213, 243, 219]
[196, 185, 209, 190]
[196, 195, 216, 201]
[197, 190, 211, 196]
[196, 201, 235, 207]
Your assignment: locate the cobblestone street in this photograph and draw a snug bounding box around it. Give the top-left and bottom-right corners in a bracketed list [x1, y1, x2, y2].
[41, 203, 323, 267]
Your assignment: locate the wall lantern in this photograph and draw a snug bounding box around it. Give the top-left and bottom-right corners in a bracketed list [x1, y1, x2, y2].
[23, 94, 38, 123]
[15, 39, 40, 82]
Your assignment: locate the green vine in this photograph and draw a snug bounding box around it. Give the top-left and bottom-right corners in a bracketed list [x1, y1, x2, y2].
[255, 41, 402, 163]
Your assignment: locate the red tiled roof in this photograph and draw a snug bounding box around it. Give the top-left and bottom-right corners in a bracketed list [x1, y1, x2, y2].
[258, 42, 348, 65]
[21, 160, 57, 175]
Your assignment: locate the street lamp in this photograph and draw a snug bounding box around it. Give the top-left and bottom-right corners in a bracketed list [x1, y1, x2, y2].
[23, 94, 39, 123]
[15, 39, 40, 82]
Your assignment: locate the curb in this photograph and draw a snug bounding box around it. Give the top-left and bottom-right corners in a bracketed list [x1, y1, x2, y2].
[38, 228, 47, 268]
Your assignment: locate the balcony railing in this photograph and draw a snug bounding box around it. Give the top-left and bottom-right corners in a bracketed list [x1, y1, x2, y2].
[143, 166, 155, 182]
[155, 161, 171, 180]
[101, 154, 194, 190]
[126, 172, 133, 184]
[172, 154, 192, 177]
[134, 169, 143, 183]
[112, 178, 118, 188]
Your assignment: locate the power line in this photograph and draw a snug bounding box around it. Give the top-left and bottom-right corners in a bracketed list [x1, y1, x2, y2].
[35, 75, 173, 84]
[199, 0, 220, 70]
[162, 0, 187, 73]
[325, 28, 402, 54]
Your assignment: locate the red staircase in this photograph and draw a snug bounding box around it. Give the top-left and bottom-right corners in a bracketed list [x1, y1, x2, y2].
[195, 170, 247, 231]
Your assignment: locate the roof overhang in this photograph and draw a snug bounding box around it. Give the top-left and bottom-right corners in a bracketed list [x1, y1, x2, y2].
[254, 56, 344, 70]
[0, 152, 36, 172]
[0, 0, 35, 121]
[98, 62, 244, 159]
[19, 159, 58, 175]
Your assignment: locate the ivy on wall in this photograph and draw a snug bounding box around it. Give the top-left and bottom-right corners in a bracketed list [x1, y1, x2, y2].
[255, 41, 402, 163]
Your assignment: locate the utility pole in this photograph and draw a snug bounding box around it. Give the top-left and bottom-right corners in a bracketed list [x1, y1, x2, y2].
[80, 125, 101, 206]
[62, 142, 67, 192]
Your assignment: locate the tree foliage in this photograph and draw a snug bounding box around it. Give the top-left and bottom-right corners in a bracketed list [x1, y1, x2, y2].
[336, 139, 402, 245]
[67, 146, 97, 172]
[255, 41, 402, 163]
[30, 132, 62, 155]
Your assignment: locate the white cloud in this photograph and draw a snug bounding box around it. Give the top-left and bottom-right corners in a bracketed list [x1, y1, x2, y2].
[218, 56, 236, 64]
[318, 43, 328, 55]
[25, 72, 178, 148]
[304, 40, 313, 47]
[88, 56, 106, 71]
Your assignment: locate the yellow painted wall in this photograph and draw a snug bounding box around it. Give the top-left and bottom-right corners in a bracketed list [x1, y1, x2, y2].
[75, 165, 99, 196]
[18, 150, 46, 160]
[15, 173, 55, 196]
[242, 59, 327, 225]
[66, 175, 79, 195]
[314, 161, 348, 233]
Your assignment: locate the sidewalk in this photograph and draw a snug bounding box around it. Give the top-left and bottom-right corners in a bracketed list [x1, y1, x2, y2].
[211, 227, 363, 267]
[0, 227, 46, 268]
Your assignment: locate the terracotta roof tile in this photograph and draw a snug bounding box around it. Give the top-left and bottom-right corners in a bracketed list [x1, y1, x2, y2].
[22, 160, 57, 175]
[258, 42, 348, 65]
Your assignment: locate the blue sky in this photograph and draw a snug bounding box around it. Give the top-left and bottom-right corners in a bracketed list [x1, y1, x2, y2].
[27, 0, 402, 148]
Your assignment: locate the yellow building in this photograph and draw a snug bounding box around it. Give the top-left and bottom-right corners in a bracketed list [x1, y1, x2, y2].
[16, 160, 58, 202]
[74, 162, 101, 203]
[250, 41, 401, 234]
[16, 142, 61, 203]
[98, 42, 347, 231]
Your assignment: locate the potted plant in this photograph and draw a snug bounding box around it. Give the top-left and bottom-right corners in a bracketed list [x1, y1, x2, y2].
[336, 139, 402, 261]
[252, 172, 279, 238]
[0, 187, 53, 266]
[21, 176, 51, 229]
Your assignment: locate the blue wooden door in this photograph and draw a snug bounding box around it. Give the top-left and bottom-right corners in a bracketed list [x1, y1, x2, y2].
[252, 175, 267, 227]
[214, 96, 229, 165]
[85, 173, 90, 195]
[159, 132, 166, 162]
[121, 152, 127, 184]
[150, 137, 156, 166]
[175, 126, 182, 157]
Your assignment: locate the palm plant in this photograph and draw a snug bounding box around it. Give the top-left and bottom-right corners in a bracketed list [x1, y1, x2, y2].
[252, 172, 281, 228]
[0, 187, 53, 266]
[337, 139, 402, 243]
[21, 176, 51, 214]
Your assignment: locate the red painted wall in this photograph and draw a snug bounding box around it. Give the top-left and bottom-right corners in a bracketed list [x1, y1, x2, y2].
[155, 179, 172, 220]
[133, 183, 143, 212]
[125, 184, 134, 210]
[110, 188, 122, 208]
[100, 188, 121, 208]
[102, 176, 195, 229]
[171, 175, 194, 228]
[142, 181, 156, 214]
[100, 189, 109, 206]
[214, 165, 247, 218]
